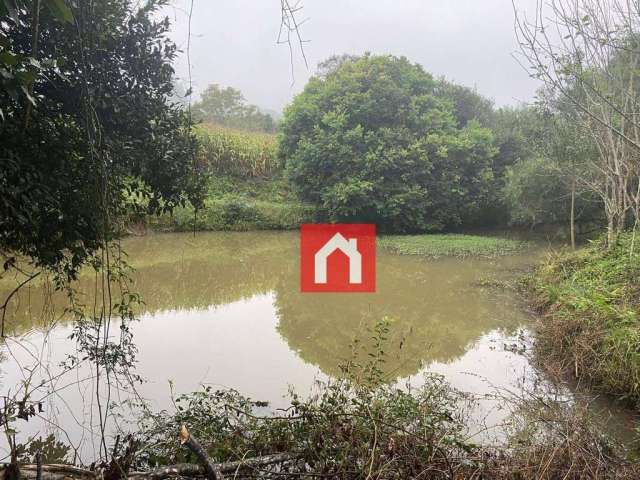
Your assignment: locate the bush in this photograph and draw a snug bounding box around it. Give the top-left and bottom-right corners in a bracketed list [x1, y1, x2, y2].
[137, 376, 474, 476]
[221, 199, 262, 225]
[279, 54, 497, 233]
[134, 319, 638, 478]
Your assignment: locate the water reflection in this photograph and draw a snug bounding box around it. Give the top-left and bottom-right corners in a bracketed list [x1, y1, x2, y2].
[0, 232, 636, 457]
[1, 231, 533, 379]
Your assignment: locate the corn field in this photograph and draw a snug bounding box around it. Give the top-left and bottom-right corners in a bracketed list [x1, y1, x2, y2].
[195, 123, 280, 177]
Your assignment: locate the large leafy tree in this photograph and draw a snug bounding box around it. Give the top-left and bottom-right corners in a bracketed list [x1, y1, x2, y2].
[279, 54, 496, 232]
[0, 0, 204, 276]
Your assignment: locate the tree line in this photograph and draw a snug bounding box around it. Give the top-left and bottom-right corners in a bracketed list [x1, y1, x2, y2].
[3, 0, 640, 282]
[192, 84, 277, 133]
[277, 53, 606, 239]
[515, 0, 640, 249]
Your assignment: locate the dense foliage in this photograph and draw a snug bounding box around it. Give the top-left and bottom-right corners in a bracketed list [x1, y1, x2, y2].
[193, 83, 276, 133]
[0, 0, 203, 275]
[279, 54, 497, 233]
[503, 157, 573, 226]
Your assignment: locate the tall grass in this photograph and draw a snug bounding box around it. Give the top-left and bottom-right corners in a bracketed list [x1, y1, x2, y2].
[195, 123, 279, 177]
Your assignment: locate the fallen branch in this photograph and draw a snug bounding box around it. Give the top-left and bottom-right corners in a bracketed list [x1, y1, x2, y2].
[179, 425, 223, 480]
[0, 453, 300, 480]
[133, 453, 298, 480]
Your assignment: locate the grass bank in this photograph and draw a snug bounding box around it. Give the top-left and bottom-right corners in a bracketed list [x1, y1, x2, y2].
[149, 175, 314, 232]
[528, 232, 640, 404]
[380, 233, 529, 258]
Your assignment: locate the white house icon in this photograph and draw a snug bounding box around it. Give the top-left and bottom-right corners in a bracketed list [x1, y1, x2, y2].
[314, 233, 362, 284]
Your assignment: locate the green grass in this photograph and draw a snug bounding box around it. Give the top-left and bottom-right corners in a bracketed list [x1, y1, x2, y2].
[529, 232, 640, 404]
[379, 234, 529, 258]
[149, 174, 314, 232]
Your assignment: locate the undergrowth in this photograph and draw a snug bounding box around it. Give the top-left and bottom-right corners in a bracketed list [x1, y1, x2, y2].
[132, 319, 638, 479]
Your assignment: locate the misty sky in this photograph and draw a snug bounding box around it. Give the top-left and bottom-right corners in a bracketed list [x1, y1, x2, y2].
[163, 0, 542, 114]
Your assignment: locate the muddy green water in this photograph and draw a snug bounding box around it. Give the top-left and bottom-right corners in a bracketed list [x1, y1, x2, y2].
[0, 231, 635, 461]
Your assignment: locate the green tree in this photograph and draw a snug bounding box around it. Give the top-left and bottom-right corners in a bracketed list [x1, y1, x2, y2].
[503, 157, 570, 227]
[279, 54, 496, 232]
[501, 102, 600, 234]
[434, 79, 495, 128]
[193, 84, 276, 133]
[0, 0, 205, 276]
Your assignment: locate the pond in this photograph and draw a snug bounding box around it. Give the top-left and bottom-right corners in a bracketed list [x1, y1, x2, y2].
[0, 231, 634, 461]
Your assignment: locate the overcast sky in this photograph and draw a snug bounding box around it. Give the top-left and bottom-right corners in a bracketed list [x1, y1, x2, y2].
[163, 0, 542, 114]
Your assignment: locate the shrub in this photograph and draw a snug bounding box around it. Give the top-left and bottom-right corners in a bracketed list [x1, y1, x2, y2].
[134, 319, 638, 478]
[279, 54, 497, 233]
[221, 198, 262, 225]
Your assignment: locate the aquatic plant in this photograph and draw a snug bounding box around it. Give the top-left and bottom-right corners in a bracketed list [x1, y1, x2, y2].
[379, 234, 529, 258]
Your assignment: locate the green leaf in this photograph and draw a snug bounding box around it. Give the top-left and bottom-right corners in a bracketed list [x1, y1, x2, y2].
[0, 51, 19, 66]
[45, 0, 73, 23]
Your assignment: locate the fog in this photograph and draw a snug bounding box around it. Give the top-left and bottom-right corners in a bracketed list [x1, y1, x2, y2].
[164, 0, 542, 114]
